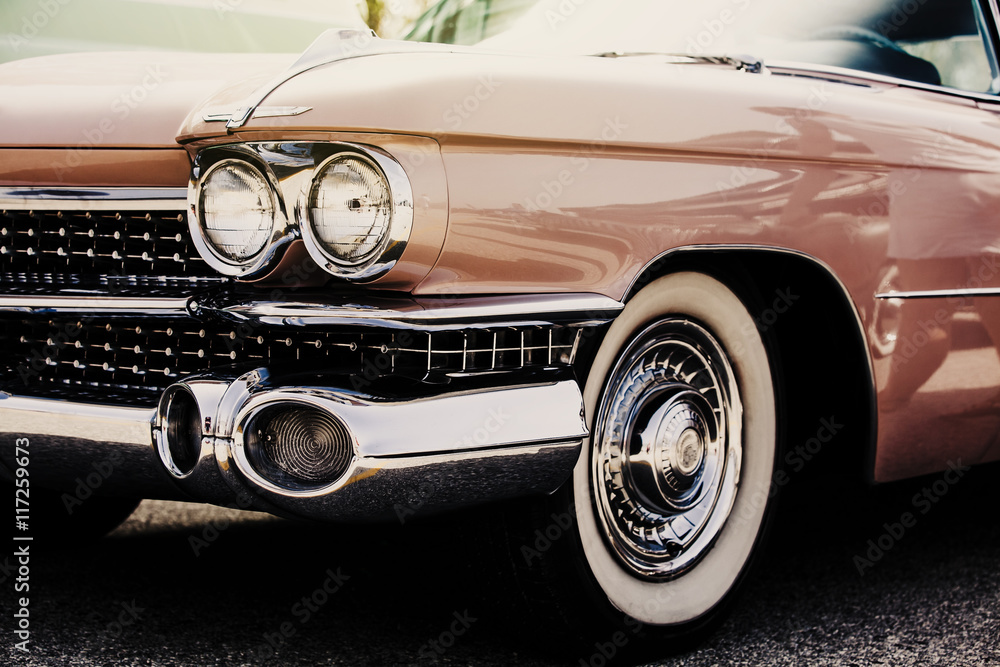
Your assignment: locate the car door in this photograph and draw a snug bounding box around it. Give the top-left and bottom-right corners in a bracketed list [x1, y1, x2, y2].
[870, 0, 1000, 480]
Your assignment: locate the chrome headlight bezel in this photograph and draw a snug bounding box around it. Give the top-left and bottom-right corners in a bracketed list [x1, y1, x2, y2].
[188, 142, 413, 283]
[298, 146, 413, 282]
[188, 153, 294, 280]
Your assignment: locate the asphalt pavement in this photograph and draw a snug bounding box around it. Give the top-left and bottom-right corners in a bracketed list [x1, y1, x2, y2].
[4, 462, 999, 666]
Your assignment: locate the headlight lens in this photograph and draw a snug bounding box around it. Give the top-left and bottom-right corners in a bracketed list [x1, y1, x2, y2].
[198, 160, 275, 264]
[307, 153, 392, 265]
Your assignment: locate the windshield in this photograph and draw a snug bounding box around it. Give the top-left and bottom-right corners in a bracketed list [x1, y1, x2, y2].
[475, 0, 999, 93]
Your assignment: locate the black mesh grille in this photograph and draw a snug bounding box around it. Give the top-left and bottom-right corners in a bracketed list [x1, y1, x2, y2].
[0, 316, 582, 406]
[0, 208, 218, 291]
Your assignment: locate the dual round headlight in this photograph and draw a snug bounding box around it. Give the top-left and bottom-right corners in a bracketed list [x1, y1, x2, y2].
[304, 153, 394, 268]
[191, 145, 410, 281]
[194, 160, 277, 274]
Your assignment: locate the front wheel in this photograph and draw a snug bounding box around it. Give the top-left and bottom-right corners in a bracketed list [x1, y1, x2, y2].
[496, 272, 780, 652]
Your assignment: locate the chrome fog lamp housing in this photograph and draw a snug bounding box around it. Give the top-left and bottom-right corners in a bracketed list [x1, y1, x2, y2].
[234, 400, 358, 492]
[300, 148, 413, 281]
[154, 386, 204, 479]
[189, 159, 282, 277]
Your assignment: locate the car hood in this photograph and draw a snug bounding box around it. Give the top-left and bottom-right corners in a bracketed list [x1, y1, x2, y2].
[176, 31, 891, 161]
[3, 31, 978, 175]
[0, 29, 871, 160]
[0, 50, 295, 148]
[179, 33, 769, 147]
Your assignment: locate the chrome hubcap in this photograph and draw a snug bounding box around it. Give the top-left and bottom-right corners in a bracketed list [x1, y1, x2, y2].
[593, 318, 742, 579]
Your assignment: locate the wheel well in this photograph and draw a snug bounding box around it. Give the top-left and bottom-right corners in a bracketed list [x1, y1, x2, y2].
[620, 248, 876, 488]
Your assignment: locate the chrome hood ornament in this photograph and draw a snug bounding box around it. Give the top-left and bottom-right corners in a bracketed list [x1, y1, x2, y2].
[203, 106, 312, 123]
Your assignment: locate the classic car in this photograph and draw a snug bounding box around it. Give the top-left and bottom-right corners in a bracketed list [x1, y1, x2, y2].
[4, 0, 1000, 652]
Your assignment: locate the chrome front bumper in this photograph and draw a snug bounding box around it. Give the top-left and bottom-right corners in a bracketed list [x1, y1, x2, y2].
[0, 291, 621, 521]
[0, 369, 587, 522]
[0, 396, 172, 496]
